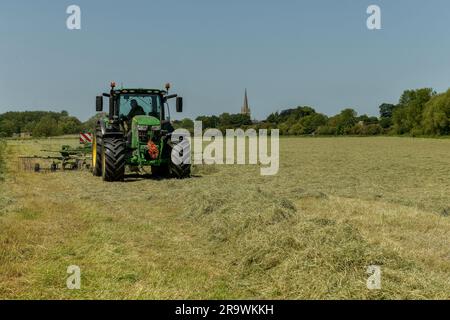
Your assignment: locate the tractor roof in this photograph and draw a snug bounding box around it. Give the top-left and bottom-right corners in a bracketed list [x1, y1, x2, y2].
[113, 88, 167, 95]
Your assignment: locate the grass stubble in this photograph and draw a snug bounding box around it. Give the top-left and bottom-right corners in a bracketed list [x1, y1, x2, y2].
[0, 137, 449, 299]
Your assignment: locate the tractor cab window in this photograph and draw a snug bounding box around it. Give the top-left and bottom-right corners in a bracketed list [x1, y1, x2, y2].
[118, 94, 162, 120]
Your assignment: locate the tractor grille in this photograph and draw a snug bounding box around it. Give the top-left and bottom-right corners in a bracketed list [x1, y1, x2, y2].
[137, 125, 149, 143]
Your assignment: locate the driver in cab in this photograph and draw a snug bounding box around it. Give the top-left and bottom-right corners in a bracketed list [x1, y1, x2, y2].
[125, 99, 145, 145]
[127, 99, 145, 119]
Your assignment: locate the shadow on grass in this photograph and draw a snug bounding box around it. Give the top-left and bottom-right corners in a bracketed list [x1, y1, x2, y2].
[123, 173, 201, 182]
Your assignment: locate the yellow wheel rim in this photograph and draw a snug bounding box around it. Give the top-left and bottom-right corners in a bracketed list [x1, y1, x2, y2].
[102, 147, 106, 178]
[92, 136, 97, 168]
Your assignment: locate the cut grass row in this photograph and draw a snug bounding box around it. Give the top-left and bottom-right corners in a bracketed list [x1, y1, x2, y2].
[0, 140, 5, 181]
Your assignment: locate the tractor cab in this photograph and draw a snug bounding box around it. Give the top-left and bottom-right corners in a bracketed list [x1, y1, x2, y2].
[118, 92, 161, 121]
[109, 89, 172, 149]
[96, 83, 182, 132]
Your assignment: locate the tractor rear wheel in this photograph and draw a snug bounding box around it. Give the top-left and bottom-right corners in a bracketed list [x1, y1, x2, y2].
[102, 138, 126, 182]
[92, 135, 102, 177]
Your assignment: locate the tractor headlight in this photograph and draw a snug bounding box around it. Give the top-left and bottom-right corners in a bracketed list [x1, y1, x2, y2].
[137, 125, 149, 131]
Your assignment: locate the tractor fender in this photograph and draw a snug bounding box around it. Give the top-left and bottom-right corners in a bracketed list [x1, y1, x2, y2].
[95, 120, 123, 138]
[102, 132, 124, 138]
[96, 120, 107, 136]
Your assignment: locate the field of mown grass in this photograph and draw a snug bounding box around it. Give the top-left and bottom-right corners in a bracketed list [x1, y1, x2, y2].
[0, 139, 6, 176]
[0, 137, 449, 299]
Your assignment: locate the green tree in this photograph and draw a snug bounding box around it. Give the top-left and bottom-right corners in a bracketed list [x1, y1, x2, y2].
[266, 112, 280, 124]
[329, 108, 357, 135]
[179, 118, 194, 130]
[196, 115, 219, 129]
[299, 113, 328, 134]
[0, 110, 78, 137]
[393, 88, 435, 134]
[278, 106, 316, 122]
[379, 103, 396, 119]
[219, 113, 232, 127]
[392, 106, 410, 134]
[82, 113, 107, 132]
[230, 113, 252, 127]
[0, 119, 17, 136]
[422, 89, 450, 135]
[58, 116, 82, 134]
[33, 115, 61, 137]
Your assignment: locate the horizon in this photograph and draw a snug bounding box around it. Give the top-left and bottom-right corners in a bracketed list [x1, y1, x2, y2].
[1, 0, 450, 121]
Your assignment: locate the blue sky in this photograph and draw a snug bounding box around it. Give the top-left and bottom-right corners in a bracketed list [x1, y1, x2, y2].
[0, 0, 450, 121]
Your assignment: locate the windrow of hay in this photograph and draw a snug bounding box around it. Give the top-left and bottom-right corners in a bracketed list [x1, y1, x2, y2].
[0, 139, 6, 181]
[182, 184, 434, 299]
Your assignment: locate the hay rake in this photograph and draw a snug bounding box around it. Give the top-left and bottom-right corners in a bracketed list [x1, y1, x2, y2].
[18, 144, 92, 173]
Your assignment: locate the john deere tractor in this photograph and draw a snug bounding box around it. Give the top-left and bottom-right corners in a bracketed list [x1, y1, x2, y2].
[92, 82, 191, 182]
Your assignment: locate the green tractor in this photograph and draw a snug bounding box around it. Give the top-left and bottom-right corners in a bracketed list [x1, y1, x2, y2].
[92, 82, 191, 182]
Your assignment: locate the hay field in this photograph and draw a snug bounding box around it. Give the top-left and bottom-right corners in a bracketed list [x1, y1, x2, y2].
[0, 137, 449, 299]
[0, 140, 5, 180]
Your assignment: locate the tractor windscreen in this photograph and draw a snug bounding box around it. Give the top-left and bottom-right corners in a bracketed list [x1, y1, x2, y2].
[117, 94, 162, 119]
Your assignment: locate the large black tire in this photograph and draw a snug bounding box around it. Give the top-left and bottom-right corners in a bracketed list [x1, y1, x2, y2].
[167, 141, 191, 179]
[169, 162, 191, 179]
[151, 164, 169, 177]
[92, 134, 102, 177]
[102, 138, 126, 182]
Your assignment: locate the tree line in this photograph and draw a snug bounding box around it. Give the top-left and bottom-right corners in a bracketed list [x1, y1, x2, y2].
[175, 88, 450, 136]
[1, 87, 449, 137]
[0, 111, 100, 138]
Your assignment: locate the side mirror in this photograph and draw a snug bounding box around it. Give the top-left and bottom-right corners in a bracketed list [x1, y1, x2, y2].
[96, 96, 103, 112]
[176, 97, 183, 113]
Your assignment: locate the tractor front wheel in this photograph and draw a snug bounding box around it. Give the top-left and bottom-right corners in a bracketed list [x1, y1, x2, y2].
[167, 142, 191, 179]
[169, 162, 191, 179]
[102, 138, 126, 182]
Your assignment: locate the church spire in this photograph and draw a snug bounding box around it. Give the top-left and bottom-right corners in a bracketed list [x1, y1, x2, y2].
[241, 89, 251, 117]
